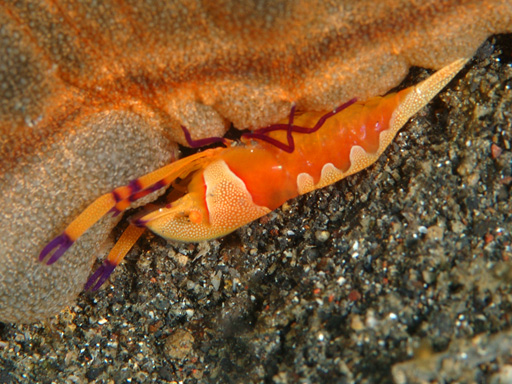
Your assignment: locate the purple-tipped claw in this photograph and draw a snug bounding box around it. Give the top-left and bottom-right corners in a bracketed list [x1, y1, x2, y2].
[84, 260, 117, 291]
[39, 233, 73, 264]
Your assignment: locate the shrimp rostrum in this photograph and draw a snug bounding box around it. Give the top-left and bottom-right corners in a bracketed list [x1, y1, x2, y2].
[40, 59, 468, 290]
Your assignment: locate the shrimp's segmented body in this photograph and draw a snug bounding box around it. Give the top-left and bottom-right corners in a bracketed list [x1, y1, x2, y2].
[40, 59, 467, 290]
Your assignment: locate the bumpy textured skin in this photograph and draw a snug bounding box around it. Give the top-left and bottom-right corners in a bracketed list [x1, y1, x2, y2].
[0, 0, 511, 323]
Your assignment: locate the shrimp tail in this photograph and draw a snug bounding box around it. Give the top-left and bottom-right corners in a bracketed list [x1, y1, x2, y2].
[389, 58, 468, 138]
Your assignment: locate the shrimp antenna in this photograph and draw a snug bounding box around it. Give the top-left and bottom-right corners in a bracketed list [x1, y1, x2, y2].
[182, 126, 228, 148]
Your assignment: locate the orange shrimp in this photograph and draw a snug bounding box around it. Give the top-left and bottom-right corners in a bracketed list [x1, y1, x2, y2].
[39, 58, 468, 290]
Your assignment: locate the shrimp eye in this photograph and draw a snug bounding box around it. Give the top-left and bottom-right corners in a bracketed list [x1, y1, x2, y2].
[188, 210, 203, 224]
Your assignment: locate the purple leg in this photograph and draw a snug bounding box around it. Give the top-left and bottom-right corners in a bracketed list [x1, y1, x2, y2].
[301, 98, 358, 134]
[243, 103, 297, 153]
[242, 98, 357, 152]
[39, 233, 74, 265]
[131, 217, 148, 228]
[182, 126, 227, 148]
[84, 260, 117, 291]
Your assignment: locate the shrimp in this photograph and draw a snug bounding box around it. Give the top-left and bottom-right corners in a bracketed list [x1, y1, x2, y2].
[39, 58, 468, 290]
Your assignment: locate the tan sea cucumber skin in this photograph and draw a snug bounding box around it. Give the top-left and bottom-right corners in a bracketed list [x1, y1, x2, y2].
[0, 112, 178, 323]
[0, 1, 511, 323]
